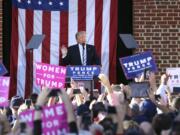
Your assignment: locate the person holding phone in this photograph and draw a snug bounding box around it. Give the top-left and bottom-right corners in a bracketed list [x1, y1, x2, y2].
[25, 99, 32, 109]
[156, 74, 171, 106]
[34, 87, 78, 135]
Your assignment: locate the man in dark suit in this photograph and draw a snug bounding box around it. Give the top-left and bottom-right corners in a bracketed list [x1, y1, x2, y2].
[61, 31, 100, 66]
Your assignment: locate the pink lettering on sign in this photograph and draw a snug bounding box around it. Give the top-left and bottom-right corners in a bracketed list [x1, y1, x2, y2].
[19, 104, 69, 134]
[35, 62, 66, 88]
[0, 77, 10, 107]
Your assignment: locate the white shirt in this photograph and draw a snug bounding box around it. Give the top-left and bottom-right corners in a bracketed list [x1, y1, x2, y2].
[156, 84, 168, 105]
[78, 44, 87, 65]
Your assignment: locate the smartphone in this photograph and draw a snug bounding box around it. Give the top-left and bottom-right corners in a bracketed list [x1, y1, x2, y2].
[144, 69, 150, 80]
[66, 77, 71, 83]
[129, 82, 150, 98]
[73, 89, 81, 94]
[93, 89, 99, 98]
[173, 87, 180, 93]
[25, 99, 32, 107]
[155, 94, 161, 100]
[107, 106, 117, 114]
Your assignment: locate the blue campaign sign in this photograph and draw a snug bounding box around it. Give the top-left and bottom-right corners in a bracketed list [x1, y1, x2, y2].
[66, 66, 101, 80]
[120, 51, 157, 79]
[0, 62, 7, 76]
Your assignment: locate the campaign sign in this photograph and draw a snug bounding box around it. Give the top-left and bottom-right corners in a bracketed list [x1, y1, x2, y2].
[19, 103, 68, 135]
[0, 77, 10, 107]
[0, 62, 7, 76]
[66, 66, 101, 80]
[35, 62, 66, 88]
[166, 68, 180, 92]
[120, 51, 157, 79]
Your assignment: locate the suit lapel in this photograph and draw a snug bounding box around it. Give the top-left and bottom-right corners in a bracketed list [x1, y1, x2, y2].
[86, 45, 90, 65]
[75, 44, 82, 65]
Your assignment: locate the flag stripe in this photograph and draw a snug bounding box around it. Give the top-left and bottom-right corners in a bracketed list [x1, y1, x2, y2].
[101, 0, 110, 76]
[95, 0, 103, 65]
[68, 0, 78, 46]
[86, 0, 95, 45]
[10, 7, 19, 97]
[42, 11, 51, 63]
[17, 9, 26, 97]
[25, 9, 34, 98]
[33, 10, 43, 94]
[50, 11, 60, 65]
[109, 0, 118, 83]
[60, 12, 68, 64]
[78, 0, 86, 31]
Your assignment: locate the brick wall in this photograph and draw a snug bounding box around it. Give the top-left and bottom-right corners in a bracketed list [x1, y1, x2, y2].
[0, 0, 2, 59]
[133, 0, 180, 81]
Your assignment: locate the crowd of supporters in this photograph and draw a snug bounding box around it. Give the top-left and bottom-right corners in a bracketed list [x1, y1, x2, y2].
[0, 72, 180, 135]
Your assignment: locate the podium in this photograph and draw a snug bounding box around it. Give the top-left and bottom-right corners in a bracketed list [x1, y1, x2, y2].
[66, 65, 101, 91]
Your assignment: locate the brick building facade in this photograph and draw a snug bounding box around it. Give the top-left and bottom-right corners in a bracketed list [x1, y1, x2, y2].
[133, 0, 180, 78]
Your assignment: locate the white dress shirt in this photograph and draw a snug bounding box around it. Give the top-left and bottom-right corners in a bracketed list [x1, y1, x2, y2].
[78, 44, 87, 65]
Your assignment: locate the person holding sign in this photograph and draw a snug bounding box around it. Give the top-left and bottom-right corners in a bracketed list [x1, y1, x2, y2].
[61, 31, 100, 66]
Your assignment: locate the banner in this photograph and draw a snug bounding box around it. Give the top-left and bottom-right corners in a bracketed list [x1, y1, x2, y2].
[35, 62, 66, 88]
[19, 104, 68, 134]
[166, 68, 180, 92]
[66, 66, 101, 80]
[120, 51, 157, 79]
[0, 77, 10, 106]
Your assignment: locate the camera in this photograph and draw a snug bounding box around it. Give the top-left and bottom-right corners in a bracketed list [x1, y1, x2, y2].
[73, 89, 81, 94]
[25, 99, 31, 108]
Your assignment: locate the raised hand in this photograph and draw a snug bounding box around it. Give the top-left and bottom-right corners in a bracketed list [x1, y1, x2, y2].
[98, 73, 110, 87]
[161, 74, 171, 85]
[36, 87, 51, 106]
[61, 45, 68, 58]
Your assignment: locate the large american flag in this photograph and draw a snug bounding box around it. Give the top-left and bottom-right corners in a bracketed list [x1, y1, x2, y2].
[10, 0, 117, 98]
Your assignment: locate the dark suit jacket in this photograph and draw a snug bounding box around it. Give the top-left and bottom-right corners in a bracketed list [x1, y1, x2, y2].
[62, 44, 100, 66]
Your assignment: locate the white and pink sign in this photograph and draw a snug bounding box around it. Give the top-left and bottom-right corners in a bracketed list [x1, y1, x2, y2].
[166, 68, 180, 92]
[35, 62, 66, 88]
[20, 103, 68, 134]
[0, 77, 10, 107]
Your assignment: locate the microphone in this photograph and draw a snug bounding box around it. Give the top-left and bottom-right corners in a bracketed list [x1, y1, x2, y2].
[82, 43, 85, 46]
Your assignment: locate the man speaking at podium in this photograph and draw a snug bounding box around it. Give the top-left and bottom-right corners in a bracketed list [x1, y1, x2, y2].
[61, 31, 100, 66]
